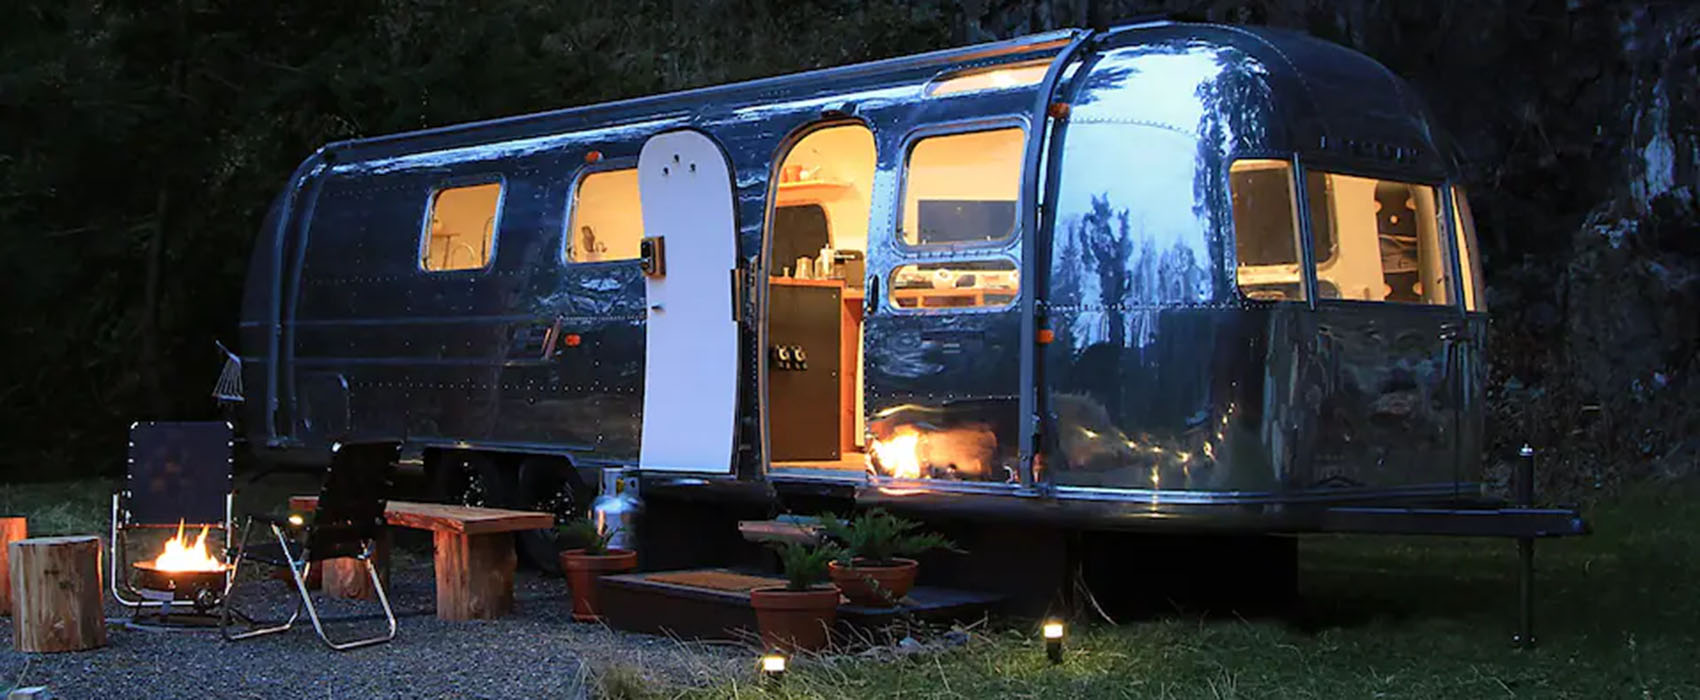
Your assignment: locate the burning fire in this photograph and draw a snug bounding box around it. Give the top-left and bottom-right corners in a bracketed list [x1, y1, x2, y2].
[869, 426, 924, 479]
[150, 520, 225, 572]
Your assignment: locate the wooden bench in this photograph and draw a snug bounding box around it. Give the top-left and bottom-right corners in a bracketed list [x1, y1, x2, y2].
[288, 496, 553, 621]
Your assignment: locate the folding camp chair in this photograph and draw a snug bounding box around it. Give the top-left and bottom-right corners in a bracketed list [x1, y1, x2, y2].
[111, 421, 235, 613]
[220, 442, 398, 650]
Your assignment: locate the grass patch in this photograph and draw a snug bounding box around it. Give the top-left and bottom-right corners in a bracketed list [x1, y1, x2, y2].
[0, 479, 113, 536]
[691, 480, 1700, 699]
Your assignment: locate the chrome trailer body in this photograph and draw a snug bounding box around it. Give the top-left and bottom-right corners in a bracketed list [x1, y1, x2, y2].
[237, 20, 1582, 633]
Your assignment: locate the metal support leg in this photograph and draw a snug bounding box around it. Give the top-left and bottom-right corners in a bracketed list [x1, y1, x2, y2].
[295, 536, 396, 651]
[221, 517, 301, 641]
[1513, 444, 1536, 649]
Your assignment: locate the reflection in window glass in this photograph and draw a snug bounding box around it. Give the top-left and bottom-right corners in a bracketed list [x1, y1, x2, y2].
[1228, 160, 1305, 302]
[889, 259, 1018, 309]
[926, 60, 1050, 97]
[1453, 187, 1486, 311]
[1305, 172, 1452, 306]
[423, 182, 500, 271]
[902, 128, 1024, 246]
[567, 168, 644, 262]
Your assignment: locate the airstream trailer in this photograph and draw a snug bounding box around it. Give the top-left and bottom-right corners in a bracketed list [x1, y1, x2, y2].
[234, 19, 1583, 623]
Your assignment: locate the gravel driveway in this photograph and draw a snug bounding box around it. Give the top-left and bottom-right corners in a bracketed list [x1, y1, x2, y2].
[1, 551, 750, 699]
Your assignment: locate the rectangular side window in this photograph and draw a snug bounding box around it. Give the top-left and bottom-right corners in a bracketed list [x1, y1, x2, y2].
[901, 127, 1025, 247]
[423, 182, 501, 271]
[889, 259, 1018, 309]
[1228, 159, 1305, 302]
[1453, 186, 1486, 311]
[568, 168, 644, 263]
[1305, 172, 1452, 306]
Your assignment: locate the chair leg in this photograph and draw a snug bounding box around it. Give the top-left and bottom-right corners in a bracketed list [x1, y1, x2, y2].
[221, 519, 300, 641]
[109, 494, 161, 609]
[299, 539, 396, 651]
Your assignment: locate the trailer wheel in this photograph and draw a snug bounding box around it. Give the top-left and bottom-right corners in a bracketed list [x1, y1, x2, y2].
[426, 450, 513, 508]
[514, 456, 590, 573]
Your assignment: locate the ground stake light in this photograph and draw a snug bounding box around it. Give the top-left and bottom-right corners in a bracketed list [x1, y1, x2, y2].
[1043, 619, 1065, 664]
[759, 651, 787, 685]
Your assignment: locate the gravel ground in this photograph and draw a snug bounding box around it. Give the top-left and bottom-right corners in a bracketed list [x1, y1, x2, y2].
[0, 551, 751, 699]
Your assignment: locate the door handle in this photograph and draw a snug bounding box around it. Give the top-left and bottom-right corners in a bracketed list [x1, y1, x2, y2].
[864, 274, 879, 316]
[730, 267, 743, 324]
[640, 236, 665, 277]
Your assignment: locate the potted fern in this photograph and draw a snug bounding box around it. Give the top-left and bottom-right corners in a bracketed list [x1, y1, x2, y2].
[749, 540, 842, 651]
[818, 509, 959, 607]
[557, 517, 637, 622]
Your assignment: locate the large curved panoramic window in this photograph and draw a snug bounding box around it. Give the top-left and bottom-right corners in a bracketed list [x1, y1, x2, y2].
[1228, 160, 1305, 302]
[567, 168, 644, 263]
[900, 127, 1025, 247]
[1306, 172, 1452, 306]
[422, 182, 501, 271]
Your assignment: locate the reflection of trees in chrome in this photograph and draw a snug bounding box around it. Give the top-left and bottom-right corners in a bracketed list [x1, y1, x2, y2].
[1053, 194, 1209, 349]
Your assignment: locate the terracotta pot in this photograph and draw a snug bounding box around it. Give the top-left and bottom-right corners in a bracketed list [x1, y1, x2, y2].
[560, 548, 637, 622]
[828, 558, 918, 607]
[749, 585, 841, 652]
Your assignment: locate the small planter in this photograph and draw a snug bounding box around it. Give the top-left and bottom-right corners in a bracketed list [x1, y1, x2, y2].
[749, 586, 841, 652]
[560, 548, 637, 622]
[828, 558, 917, 607]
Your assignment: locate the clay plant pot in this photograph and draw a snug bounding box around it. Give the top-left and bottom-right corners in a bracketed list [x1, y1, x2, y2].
[749, 586, 841, 652]
[828, 558, 918, 607]
[560, 548, 638, 622]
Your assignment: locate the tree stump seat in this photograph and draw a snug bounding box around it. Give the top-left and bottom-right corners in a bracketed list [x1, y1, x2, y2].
[288, 496, 553, 621]
[10, 535, 106, 652]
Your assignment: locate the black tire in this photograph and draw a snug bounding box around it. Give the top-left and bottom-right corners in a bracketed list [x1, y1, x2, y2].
[425, 450, 515, 508]
[513, 456, 591, 573]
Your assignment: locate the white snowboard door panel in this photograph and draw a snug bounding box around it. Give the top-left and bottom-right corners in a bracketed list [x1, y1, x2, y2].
[637, 130, 740, 474]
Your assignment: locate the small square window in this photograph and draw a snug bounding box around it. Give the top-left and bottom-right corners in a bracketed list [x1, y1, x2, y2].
[423, 182, 501, 271]
[901, 127, 1025, 247]
[567, 168, 645, 263]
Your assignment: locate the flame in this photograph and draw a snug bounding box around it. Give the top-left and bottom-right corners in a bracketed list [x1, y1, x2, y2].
[150, 520, 225, 572]
[870, 426, 923, 479]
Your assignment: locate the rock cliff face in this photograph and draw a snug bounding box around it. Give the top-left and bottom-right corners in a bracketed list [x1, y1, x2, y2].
[953, 0, 1699, 495]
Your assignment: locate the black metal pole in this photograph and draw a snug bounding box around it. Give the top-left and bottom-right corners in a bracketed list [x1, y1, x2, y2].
[1513, 444, 1535, 649]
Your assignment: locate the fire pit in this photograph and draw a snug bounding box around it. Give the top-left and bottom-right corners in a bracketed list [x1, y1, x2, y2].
[125, 522, 231, 628]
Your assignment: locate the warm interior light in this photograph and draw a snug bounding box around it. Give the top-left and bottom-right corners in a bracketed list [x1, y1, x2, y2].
[760, 654, 787, 673]
[287, 513, 305, 527]
[150, 520, 225, 572]
[1043, 621, 1065, 639]
[869, 426, 923, 479]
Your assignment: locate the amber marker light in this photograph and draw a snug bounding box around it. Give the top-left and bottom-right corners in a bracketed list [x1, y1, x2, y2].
[1042, 619, 1065, 664]
[585, 150, 603, 164]
[758, 650, 787, 685]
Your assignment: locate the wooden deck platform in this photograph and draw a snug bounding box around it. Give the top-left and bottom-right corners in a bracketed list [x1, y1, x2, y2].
[598, 567, 1004, 643]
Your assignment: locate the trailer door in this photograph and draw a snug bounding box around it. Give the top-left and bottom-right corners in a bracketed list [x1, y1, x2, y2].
[635, 129, 740, 474]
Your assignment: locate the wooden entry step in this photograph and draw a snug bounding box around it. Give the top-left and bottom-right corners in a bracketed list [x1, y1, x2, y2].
[598, 567, 1004, 643]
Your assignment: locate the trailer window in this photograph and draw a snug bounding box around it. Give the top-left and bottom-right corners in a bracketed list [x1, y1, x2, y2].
[926, 59, 1050, 97]
[1305, 172, 1452, 306]
[901, 127, 1024, 247]
[1453, 187, 1486, 311]
[1228, 160, 1304, 301]
[568, 168, 644, 263]
[889, 259, 1018, 309]
[423, 182, 501, 271]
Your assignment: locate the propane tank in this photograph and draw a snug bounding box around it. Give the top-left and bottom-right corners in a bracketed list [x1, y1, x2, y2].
[590, 468, 641, 552]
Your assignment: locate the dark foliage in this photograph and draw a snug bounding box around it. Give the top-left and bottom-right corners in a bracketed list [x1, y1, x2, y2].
[2, 1, 1695, 497]
[770, 540, 841, 591]
[816, 509, 961, 566]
